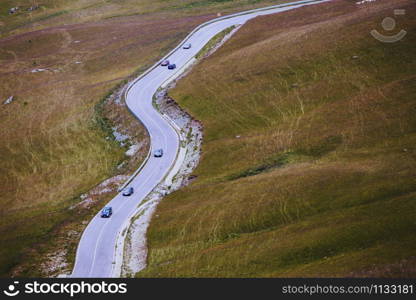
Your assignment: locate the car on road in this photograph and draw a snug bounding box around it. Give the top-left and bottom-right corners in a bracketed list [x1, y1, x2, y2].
[160, 60, 169, 66]
[168, 63, 176, 70]
[183, 43, 192, 49]
[101, 207, 112, 218]
[154, 149, 163, 157]
[122, 187, 134, 196]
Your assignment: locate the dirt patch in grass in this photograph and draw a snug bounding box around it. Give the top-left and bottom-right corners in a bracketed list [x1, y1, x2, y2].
[349, 256, 416, 278]
[121, 88, 203, 277]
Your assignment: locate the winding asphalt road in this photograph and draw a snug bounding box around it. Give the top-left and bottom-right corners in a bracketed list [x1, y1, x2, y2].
[71, 0, 329, 278]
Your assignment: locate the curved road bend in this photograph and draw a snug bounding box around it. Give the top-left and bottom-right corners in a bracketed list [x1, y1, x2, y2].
[71, 0, 330, 278]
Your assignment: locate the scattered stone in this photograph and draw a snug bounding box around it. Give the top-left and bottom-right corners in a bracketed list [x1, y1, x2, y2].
[122, 86, 203, 277]
[403, 148, 408, 152]
[41, 248, 69, 276]
[67, 230, 78, 237]
[9, 7, 19, 14]
[71, 175, 129, 210]
[291, 83, 299, 88]
[235, 135, 241, 139]
[3, 96, 14, 105]
[187, 175, 198, 184]
[352, 55, 359, 59]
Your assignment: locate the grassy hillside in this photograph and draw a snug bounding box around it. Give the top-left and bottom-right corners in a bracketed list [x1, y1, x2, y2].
[0, 0, 288, 277]
[140, 0, 416, 277]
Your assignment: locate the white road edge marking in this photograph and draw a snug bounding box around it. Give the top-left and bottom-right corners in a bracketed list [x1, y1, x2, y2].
[71, 0, 331, 278]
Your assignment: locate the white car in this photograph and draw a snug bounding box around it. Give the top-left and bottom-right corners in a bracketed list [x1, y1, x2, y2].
[122, 187, 134, 196]
[183, 43, 192, 49]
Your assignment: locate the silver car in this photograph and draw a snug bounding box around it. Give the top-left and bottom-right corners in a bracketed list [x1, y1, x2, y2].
[101, 207, 112, 218]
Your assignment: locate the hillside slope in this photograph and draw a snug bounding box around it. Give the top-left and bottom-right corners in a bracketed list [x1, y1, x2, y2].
[0, 0, 287, 277]
[140, 0, 416, 277]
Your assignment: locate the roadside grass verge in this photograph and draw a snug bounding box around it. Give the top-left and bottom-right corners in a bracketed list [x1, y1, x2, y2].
[139, 0, 416, 277]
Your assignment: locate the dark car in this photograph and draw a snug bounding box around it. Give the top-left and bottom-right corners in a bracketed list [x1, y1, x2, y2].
[101, 206, 112, 218]
[160, 60, 169, 66]
[183, 43, 192, 49]
[154, 149, 163, 157]
[122, 187, 134, 196]
[167, 64, 176, 70]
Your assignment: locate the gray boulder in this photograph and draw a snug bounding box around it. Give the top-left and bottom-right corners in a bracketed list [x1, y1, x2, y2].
[3, 96, 14, 105]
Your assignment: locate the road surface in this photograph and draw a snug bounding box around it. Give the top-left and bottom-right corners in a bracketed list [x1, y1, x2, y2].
[71, 0, 329, 278]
